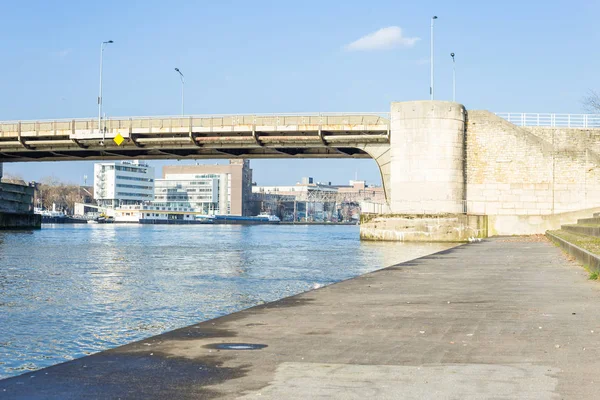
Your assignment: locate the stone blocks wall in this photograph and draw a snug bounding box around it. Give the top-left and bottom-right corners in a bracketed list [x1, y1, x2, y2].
[466, 111, 600, 231]
[360, 213, 487, 242]
[365, 104, 599, 240]
[389, 101, 466, 214]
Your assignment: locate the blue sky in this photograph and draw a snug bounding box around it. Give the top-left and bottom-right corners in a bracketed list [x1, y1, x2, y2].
[2, 0, 599, 185]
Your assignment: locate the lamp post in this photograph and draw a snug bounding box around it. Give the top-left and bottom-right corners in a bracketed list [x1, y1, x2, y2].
[174, 68, 185, 116]
[98, 40, 113, 143]
[450, 52, 456, 102]
[430, 16, 438, 100]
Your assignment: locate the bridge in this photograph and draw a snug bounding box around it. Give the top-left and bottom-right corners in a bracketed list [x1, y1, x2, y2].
[1, 101, 599, 241]
[0, 114, 391, 162]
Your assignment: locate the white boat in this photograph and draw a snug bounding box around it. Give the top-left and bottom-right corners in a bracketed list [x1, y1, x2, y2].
[87, 215, 114, 224]
[258, 213, 281, 222]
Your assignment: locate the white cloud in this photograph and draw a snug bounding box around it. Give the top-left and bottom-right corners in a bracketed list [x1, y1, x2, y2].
[344, 26, 419, 51]
[56, 49, 71, 58]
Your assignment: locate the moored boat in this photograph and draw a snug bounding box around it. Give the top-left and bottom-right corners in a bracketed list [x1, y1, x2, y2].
[212, 213, 280, 225]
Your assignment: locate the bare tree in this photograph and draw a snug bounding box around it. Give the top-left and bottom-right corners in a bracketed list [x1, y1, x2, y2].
[34, 177, 84, 213]
[582, 90, 600, 113]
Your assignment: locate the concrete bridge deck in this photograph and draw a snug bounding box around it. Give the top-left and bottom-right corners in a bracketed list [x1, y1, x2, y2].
[2, 237, 599, 399]
[0, 114, 390, 162]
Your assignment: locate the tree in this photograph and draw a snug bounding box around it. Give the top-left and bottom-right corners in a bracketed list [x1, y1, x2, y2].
[34, 177, 86, 214]
[582, 90, 600, 113]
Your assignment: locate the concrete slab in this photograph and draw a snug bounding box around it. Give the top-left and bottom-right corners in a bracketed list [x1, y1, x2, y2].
[2, 237, 600, 399]
[238, 362, 559, 400]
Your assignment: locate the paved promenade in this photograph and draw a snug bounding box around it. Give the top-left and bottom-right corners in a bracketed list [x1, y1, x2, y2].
[2, 237, 600, 399]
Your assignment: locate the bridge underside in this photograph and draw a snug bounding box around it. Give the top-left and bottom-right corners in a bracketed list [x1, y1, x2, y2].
[0, 146, 374, 163]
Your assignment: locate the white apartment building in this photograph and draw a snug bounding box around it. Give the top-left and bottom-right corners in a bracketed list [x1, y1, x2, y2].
[94, 161, 155, 208]
[153, 173, 224, 214]
[152, 161, 253, 216]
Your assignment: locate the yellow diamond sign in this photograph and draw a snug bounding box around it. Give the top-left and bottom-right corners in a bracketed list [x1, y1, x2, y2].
[113, 133, 125, 146]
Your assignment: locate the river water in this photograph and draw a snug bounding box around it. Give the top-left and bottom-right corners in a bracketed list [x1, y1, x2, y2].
[0, 224, 453, 379]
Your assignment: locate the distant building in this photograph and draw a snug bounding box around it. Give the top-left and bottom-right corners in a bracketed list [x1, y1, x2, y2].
[153, 160, 252, 216]
[94, 161, 155, 208]
[252, 177, 337, 197]
[334, 180, 385, 203]
[252, 177, 384, 222]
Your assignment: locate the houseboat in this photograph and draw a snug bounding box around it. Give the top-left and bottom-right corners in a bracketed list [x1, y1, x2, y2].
[114, 205, 280, 225]
[114, 205, 213, 224]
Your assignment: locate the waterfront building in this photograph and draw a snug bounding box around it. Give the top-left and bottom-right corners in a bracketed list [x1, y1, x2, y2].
[333, 180, 385, 203]
[153, 159, 252, 216]
[93, 161, 155, 208]
[252, 178, 384, 222]
[253, 177, 338, 197]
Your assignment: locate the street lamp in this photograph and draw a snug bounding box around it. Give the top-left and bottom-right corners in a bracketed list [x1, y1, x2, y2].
[430, 16, 438, 100]
[174, 68, 185, 116]
[98, 40, 113, 144]
[450, 52, 456, 102]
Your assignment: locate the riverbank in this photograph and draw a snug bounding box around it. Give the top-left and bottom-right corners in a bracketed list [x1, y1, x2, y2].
[2, 236, 600, 398]
[0, 224, 452, 380]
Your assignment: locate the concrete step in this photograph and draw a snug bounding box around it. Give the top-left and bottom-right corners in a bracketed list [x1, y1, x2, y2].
[562, 224, 600, 238]
[577, 217, 600, 225]
[546, 230, 600, 272]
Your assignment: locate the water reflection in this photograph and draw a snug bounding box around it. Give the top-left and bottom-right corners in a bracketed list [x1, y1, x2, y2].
[0, 224, 453, 378]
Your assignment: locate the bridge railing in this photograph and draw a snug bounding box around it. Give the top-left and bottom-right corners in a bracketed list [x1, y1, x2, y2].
[0, 112, 390, 133]
[495, 113, 600, 128]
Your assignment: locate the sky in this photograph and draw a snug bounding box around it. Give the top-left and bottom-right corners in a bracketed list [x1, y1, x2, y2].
[1, 0, 599, 185]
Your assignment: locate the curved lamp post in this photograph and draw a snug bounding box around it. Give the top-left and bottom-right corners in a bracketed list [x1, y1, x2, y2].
[174, 68, 185, 116]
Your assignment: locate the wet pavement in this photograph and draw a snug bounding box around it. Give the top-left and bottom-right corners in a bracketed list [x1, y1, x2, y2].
[2, 237, 600, 399]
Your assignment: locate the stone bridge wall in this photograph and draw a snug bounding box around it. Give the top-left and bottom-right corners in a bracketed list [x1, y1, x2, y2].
[466, 111, 600, 234]
[0, 182, 35, 214]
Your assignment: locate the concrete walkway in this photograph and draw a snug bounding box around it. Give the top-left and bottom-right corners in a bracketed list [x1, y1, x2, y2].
[2, 237, 600, 399]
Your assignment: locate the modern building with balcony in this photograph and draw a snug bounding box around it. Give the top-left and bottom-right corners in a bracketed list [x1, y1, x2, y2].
[152, 159, 252, 216]
[93, 161, 155, 208]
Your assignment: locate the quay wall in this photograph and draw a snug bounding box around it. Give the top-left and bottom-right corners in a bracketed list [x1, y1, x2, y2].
[465, 111, 600, 235]
[0, 182, 40, 229]
[0, 212, 41, 229]
[0, 182, 35, 214]
[360, 213, 487, 242]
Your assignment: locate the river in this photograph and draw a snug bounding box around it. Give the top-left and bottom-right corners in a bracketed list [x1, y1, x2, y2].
[0, 224, 454, 379]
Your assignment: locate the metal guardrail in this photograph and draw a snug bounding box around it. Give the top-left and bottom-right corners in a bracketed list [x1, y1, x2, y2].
[0, 113, 391, 135]
[495, 113, 600, 128]
[0, 112, 390, 125]
[4, 111, 600, 129]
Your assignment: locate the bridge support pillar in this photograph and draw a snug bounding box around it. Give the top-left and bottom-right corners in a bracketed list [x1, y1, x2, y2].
[360, 101, 487, 241]
[389, 101, 466, 214]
